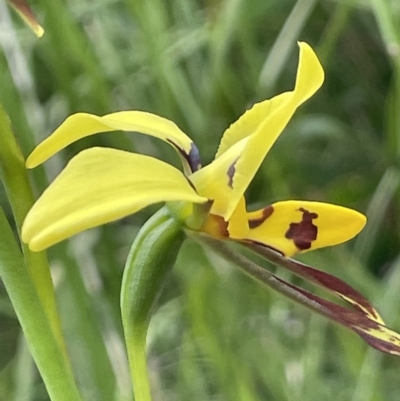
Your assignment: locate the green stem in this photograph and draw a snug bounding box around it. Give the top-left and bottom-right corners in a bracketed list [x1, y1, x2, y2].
[0, 105, 83, 400]
[0, 105, 65, 351]
[128, 329, 152, 401]
[0, 209, 83, 401]
[121, 208, 185, 401]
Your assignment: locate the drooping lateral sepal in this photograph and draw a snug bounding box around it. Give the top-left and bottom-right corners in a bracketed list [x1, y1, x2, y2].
[245, 242, 383, 324]
[276, 279, 400, 356]
[192, 233, 400, 357]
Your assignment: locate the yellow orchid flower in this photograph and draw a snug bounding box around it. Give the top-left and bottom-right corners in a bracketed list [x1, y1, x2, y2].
[20, 41, 400, 362]
[21, 42, 365, 257]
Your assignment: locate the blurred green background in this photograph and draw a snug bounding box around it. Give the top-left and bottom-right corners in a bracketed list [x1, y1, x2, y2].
[1, 0, 400, 400]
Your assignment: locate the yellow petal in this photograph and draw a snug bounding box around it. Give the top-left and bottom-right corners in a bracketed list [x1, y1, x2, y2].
[221, 42, 324, 220]
[227, 196, 249, 238]
[22, 147, 207, 251]
[200, 196, 249, 238]
[216, 92, 291, 158]
[238, 200, 366, 257]
[26, 111, 199, 174]
[190, 138, 248, 216]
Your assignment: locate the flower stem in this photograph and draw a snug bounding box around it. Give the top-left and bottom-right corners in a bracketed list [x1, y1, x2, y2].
[0, 105, 65, 350]
[121, 208, 185, 401]
[0, 209, 83, 401]
[0, 105, 83, 400]
[127, 327, 152, 401]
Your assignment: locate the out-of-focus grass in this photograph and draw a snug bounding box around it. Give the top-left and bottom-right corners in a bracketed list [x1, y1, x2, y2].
[1, 0, 400, 400]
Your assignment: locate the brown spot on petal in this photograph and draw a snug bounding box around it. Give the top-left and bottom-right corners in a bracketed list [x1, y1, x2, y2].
[227, 158, 239, 188]
[248, 206, 274, 229]
[285, 208, 318, 251]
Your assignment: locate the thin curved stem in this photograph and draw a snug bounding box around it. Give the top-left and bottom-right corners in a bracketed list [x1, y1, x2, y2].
[126, 328, 152, 401]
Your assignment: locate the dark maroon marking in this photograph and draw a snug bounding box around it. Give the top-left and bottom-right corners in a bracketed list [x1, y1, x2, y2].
[185, 177, 198, 192]
[242, 242, 400, 355]
[166, 140, 202, 173]
[248, 206, 274, 229]
[187, 143, 202, 172]
[246, 241, 381, 320]
[227, 158, 239, 188]
[285, 208, 318, 250]
[302, 290, 400, 355]
[210, 214, 229, 237]
[356, 330, 400, 355]
[244, 239, 284, 255]
[287, 259, 380, 319]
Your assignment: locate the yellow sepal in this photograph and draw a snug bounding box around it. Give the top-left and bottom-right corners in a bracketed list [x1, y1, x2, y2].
[26, 111, 195, 171]
[199, 196, 249, 239]
[190, 138, 248, 217]
[216, 92, 291, 158]
[22, 147, 207, 251]
[221, 42, 325, 220]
